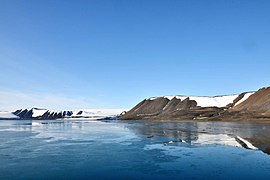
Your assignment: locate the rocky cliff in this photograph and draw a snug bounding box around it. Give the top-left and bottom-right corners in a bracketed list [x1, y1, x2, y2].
[232, 87, 270, 114]
[118, 87, 270, 121]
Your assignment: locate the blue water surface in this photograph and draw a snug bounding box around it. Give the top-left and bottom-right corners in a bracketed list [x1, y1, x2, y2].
[0, 120, 270, 179]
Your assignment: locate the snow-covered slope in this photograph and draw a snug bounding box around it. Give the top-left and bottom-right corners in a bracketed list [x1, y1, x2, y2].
[32, 108, 48, 117]
[149, 94, 243, 108]
[232, 87, 270, 115]
[234, 92, 255, 106]
[12, 108, 126, 120]
[0, 111, 19, 119]
[72, 109, 126, 118]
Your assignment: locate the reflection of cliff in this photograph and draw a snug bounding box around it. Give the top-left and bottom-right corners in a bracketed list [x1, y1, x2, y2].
[126, 121, 270, 154]
[244, 135, 270, 154]
[128, 122, 199, 143]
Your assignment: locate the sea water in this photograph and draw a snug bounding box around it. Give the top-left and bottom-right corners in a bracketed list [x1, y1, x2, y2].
[1, 120, 270, 179]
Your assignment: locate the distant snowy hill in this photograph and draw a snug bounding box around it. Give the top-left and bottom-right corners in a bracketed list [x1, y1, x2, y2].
[0, 108, 126, 120]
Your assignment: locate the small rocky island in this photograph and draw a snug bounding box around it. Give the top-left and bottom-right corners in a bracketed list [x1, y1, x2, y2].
[118, 86, 270, 121]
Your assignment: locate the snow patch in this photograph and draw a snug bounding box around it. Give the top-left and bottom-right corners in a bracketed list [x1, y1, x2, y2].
[72, 109, 126, 118]
[150, 94, 240, 107]
[32, 108, 48, 117]
[163, 96, 175, 100]
[188, 95, 239, 107]
[0, 111, 19, 119]
[234, 92, 254, 106]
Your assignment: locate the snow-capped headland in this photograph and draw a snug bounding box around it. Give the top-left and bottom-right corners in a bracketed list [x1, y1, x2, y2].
[0, 108, 126, 120]
[119, 86, 270, 121]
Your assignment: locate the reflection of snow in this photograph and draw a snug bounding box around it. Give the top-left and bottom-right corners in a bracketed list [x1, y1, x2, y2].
[145, 132, 258, 150]
[193, 133, 258, 150]
[236, 136, 258, 150]
[193, 134, 241, 147]
[31, 122, 42, 126]
[31, 120, 140, 145]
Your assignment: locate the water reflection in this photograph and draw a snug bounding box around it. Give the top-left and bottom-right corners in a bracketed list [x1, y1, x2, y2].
[123, 121, 270, 154]
[3, 120, 270, 154]
[1, 120, 270, 179]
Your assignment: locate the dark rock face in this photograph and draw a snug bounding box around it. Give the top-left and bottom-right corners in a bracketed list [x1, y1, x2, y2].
[218, 87, 270, 121]
[63, 111, 73, 116]
[14, 109, 33, 119]
[76, 111, 83, 115]
[118, 97, 170, 120]
[118, 97, 226, 120]
[118, 87, 270, 121]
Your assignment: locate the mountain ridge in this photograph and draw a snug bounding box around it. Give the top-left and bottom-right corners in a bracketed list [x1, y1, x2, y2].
[118, 87, 270, 121]
[0, 108, 125, 120]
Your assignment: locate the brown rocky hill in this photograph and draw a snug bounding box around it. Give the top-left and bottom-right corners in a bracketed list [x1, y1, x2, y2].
[232, 87, 270, 115]
[118, 87, 270, 121]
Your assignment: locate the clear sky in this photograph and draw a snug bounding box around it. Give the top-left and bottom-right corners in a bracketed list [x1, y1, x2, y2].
[1, 0, 270, 110]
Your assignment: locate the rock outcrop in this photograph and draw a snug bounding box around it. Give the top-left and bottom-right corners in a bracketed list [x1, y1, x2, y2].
[232, 87, 270, 115]
[118, 87, 270, 121]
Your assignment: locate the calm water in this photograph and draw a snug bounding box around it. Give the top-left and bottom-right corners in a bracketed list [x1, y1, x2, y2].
[1, 120, 270, 179]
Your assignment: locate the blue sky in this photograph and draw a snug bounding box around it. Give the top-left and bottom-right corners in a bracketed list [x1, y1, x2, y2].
[1, 0, 270, 110]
